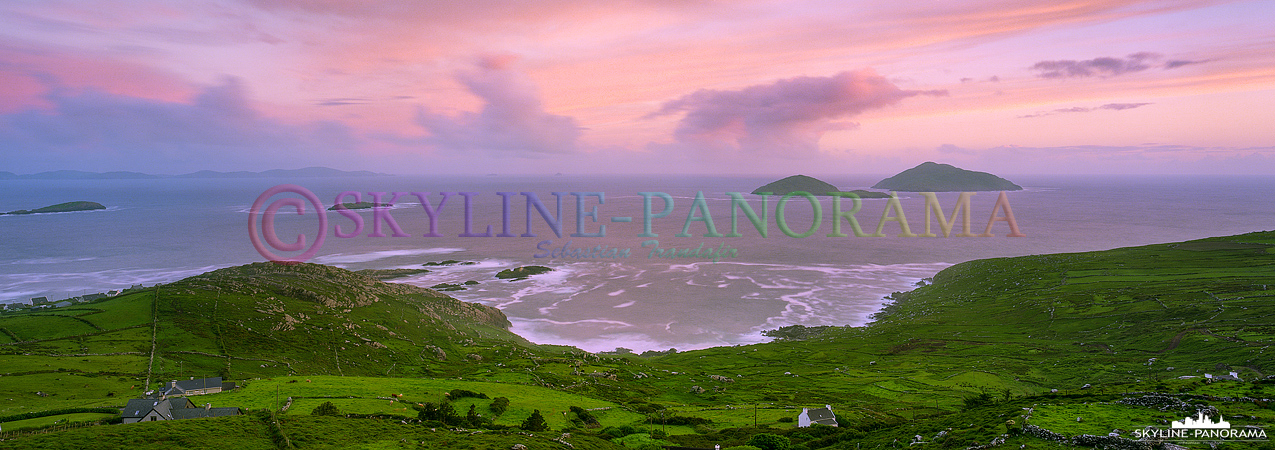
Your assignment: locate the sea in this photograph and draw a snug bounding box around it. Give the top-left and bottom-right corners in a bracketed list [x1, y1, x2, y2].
[2, 174, 1272, 353]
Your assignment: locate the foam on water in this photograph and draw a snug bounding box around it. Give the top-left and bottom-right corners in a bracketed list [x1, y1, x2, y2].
[407, 259, 950, 352]
[313, 248, 464, 265]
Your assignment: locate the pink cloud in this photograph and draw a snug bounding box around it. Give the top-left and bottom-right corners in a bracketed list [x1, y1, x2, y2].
[0, 40, 194, 111]
[650, 69, 946, 154]
[0, 77, 356, 172]
[415, 55, 582, 155]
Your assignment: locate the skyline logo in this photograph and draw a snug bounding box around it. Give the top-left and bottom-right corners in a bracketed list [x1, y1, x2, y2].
[1171, 412, 1231, 429]
[1134, 411, 1266, 442]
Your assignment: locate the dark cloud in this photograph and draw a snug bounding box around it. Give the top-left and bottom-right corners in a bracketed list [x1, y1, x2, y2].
[415, 54, 581, 155]
[1018, 102, 1151, 118]
[1031, 52, 1162, 78]
[1030, 52, 1209, 78]
[1164, 59, 1206, 69]
[317, 98, 371, 106]
[650, 69, 947, 154]
[0, 77, 357, 172]
[1099, 102, 1152, 111]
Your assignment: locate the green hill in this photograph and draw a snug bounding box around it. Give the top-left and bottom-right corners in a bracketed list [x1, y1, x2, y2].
[872, 161, 1021, 191]
[4, 201, 106, 215]
[752, 175, 840, 196]
[153, 262, 521, 377]
[751, 175, 890, 198]
[0, 262, 544, 415]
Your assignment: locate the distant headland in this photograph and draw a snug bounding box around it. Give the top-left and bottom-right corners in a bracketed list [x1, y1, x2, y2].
[3, 201, 106, 215]
[0, 166, 390, 180]
[752, 175, 891, 198]
[872, 162, 1021, 192]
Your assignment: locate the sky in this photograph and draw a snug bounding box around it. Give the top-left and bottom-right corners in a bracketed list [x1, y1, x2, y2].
[1, 0, 1273, 176]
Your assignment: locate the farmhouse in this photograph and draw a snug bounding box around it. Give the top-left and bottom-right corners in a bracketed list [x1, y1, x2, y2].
[797, 405, 838, 427]
[156, 377, 237, 397]
[120, 397, 241, 423]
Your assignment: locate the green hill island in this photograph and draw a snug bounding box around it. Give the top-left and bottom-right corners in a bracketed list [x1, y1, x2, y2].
[752, 174, 891, 198]
[0, 231, 1272, 449]
[3, 201, 106, 215]
[873, 161, 1022, 191]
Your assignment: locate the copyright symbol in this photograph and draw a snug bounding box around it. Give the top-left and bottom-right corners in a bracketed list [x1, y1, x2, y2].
[248, 184, 328, 262]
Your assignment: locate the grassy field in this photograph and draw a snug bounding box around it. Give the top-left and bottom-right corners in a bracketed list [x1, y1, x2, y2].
[0, 412, 117, 432]
[200, 375, 646, 428]
[1, 231, 1272, 449]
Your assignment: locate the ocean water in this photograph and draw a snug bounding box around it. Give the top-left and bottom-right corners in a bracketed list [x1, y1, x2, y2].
[2, 174, 1272, 352]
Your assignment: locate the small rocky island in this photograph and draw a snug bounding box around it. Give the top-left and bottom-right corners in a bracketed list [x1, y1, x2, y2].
[328, 201, 389, 211]
[3, 201, 106, 215]
[872, 162, 1021, 192]
[496, 266, 552, 280]
[752, 175, 890, 198]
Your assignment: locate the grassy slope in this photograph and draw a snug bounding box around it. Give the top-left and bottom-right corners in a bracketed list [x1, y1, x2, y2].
[645, 231, 1275, 414]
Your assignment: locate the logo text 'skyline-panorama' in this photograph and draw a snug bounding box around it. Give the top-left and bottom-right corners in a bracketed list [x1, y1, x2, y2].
[248, 185, 1025, 262]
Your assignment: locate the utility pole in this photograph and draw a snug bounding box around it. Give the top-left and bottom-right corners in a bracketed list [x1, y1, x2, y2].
[754, 403, 758, 427]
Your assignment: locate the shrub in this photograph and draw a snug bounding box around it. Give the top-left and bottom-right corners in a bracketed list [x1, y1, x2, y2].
[489, 397, 510, 416]
[310, 401, 340, 416]
[962, 392, 995, 409]
[569, 406, 599, 427]
[521, 409, 549, 432]
[611, 433, 674, 449]
[602, 425, 641, 438]
[418, 402, 460, 426]
[447, 389, 488, 400]
[646, 415, 712, 426]
[746, 433, 792, 450]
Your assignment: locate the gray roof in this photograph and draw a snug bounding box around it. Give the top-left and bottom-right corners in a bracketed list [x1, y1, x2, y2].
[122, 399, 163, 418]
[164, 377, 223, 395]
[805, 407, 837, 425]
[171, 407, 242, 419]
[121, 397, 196, 420]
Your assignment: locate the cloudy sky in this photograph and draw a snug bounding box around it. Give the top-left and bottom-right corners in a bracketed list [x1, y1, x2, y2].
[1, 0, 1272, 175]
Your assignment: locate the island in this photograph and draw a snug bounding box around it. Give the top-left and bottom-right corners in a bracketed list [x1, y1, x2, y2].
[838, 189, 891, 199]
[3, 201, 106, 215]
[328, 202, 389, 211]
[353, 268, 431, 280]
[871, 161, 1022, 192]
[422, 260, 477, 267]
[752, 175, 891, 198]
[495, 265, 552, 280]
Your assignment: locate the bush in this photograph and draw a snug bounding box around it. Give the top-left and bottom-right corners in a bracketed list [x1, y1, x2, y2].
[489, 397, 510, 416]
[521, 409, 549, 432]
[777, 416, 794, 423]
[646, 415, 712, 426]
[310, 401, 340, 416]
[962, 392, 996, 409]
[569, 406, 599, 427]
[747, 433, 792, 450]
[447, 389, 488, 400]
[611, 433, 674, 449]
[462, 404, 480, 427]
[418, 402, 460, 426]
[601, 425, 641, 438]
